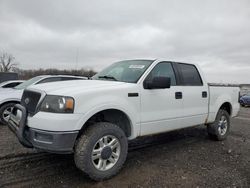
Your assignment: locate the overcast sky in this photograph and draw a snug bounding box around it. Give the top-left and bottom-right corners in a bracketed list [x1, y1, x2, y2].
[0, 0, 250, 83]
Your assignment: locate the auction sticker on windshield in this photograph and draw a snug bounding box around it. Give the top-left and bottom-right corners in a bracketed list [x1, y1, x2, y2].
[129, 65, 145, 69]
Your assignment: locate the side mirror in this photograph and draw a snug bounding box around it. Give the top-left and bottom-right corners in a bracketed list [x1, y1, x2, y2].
[144, 76, 171, 89]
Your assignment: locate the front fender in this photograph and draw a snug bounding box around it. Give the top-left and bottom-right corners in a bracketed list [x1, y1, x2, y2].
[75, 104, 139, 139]
[0, 98, 20, 106]
[73, 90, 140, 139]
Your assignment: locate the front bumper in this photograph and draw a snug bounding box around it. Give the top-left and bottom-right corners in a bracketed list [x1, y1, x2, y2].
[8, 104, 79, 154]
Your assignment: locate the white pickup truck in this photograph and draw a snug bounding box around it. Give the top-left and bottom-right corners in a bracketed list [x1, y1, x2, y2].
[8, 59, 240, 181]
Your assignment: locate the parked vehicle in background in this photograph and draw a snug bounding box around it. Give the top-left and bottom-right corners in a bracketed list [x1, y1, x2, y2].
[8, 59, 240, 181]
[0, 72, 18, 83]
[0, 75, 86, 124]
[240, 93, 250, 107]
[0, 80, 24, 89]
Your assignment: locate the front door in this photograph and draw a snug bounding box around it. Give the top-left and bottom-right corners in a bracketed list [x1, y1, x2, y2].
[140, 62, 183, 136]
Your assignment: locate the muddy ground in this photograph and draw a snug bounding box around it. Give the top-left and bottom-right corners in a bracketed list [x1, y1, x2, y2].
[0, 108, 249, 188]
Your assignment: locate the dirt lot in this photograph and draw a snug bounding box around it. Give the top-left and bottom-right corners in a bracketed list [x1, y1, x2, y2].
[0, 108, 249, 188]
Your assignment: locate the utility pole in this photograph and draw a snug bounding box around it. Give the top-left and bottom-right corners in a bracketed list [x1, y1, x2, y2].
[75, 48, 79, 70]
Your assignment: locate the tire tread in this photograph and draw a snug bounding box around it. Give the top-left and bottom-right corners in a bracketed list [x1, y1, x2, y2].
[74, 122, 128, 181]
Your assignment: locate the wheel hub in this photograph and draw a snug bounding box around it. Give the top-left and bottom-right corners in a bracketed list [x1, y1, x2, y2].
[3, 106, 14, 122]
[101, 146, 112, 160]
[221, 124, 226, 129]
[91, 135, 121, 171]
[218, 115, 228, 136]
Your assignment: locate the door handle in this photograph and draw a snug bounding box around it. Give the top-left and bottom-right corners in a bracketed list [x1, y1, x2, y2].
[175, 92, 182, 99]
[202, 91, 208, 98]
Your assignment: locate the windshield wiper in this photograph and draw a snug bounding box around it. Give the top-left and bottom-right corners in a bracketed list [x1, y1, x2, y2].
[98, 75, 118, 81]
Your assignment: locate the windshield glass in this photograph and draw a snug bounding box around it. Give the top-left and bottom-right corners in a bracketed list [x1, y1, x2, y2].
[14, 76, 43, 90]
[92, 60, 153, 83]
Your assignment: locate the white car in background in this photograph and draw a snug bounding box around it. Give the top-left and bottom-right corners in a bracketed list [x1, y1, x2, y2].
[0, 80, 24, 89]
[0, 75, 86, 124]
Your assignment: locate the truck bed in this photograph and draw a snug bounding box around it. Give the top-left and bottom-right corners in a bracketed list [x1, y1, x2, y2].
[207, 85, 240, 123]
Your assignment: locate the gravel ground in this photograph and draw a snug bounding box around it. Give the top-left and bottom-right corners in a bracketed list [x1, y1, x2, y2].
[0, 107, 249, 188]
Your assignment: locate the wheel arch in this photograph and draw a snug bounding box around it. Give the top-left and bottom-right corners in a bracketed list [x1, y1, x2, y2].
[77, 107, 136, 140]
[218, 102, 232, 116]
[0, 100, 20, 108]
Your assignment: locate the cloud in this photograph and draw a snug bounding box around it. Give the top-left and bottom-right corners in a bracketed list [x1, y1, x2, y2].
[0, 0, 250, 83]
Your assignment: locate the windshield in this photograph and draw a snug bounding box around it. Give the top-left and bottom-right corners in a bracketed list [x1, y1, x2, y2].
[14, 76, 43, 90]
[92, 60, 153, 83]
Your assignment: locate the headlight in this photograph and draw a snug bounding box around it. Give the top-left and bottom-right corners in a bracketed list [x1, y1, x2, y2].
[40, 95, 75, 113]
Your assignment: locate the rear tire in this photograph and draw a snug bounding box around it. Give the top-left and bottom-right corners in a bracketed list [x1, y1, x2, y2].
[0, 103, 16, 125]
[207, 109, 230, 141]
[74, 122, 128, 181]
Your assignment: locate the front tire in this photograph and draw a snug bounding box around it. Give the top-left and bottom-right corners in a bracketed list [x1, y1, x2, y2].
[74, 122, 128, 181]
[207, 109, 230, 141]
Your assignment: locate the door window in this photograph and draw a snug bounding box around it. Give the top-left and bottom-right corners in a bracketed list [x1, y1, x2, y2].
[178, 64, 203, 86]
[145, 62, 177, 86]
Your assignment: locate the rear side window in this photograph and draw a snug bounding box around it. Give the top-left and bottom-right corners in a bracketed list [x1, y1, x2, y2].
[178, 63, 203, 86]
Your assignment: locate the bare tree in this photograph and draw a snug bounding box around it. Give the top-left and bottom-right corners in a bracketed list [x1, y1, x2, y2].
[0, 52, 18, 72]
[17, 68, 96, 80]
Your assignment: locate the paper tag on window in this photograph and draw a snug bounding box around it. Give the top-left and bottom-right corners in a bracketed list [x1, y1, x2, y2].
[129, 65, 145, 69]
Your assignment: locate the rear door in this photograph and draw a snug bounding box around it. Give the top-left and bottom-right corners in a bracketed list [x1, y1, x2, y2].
[176, 63, 209, 127]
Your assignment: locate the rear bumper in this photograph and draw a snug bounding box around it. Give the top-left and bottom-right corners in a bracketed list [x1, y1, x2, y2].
[8, 104, 78, 154]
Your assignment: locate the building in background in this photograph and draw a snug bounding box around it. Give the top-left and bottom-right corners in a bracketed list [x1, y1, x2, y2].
[0, 72, 18, 83]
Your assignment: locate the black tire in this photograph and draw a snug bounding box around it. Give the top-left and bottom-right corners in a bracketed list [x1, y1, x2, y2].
[74, 122, 128, 181]
[0, 102, 16, 125]
[207, 109, 230, 141]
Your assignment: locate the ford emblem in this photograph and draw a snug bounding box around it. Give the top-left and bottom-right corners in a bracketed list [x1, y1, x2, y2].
[24, 98, 30, 105]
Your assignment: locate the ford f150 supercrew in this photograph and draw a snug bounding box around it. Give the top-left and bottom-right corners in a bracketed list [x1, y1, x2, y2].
[8, 59, 240, 181]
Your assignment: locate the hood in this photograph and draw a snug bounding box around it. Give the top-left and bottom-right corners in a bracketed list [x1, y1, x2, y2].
[28, 80, 128, 95]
